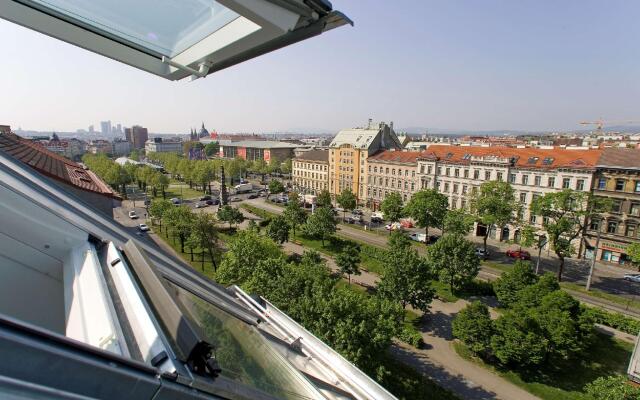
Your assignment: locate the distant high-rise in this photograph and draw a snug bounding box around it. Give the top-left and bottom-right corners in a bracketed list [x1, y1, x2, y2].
[88, 125, 94, 133]
[125, 125, 148, 149]
[100, 120, 111, 135]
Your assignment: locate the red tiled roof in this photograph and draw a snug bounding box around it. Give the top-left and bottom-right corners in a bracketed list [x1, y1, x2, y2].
[367, 150, 423, 164]
[369, 146, 602, 169]
[0, 132, 120, 199]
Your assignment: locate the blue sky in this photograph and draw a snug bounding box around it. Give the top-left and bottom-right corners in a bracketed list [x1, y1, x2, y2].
[1, 0, 638, 133]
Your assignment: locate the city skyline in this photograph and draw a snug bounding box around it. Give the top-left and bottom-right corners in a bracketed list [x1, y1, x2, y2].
[2, 1, 639, 133]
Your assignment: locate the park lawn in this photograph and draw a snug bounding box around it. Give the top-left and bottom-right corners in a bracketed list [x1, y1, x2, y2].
[453, 332, 633, 400]
[157, 183, 205, 200]
[561, 282, 640, 312]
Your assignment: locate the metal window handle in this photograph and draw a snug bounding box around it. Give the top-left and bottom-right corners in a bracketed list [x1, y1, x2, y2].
[161, 57, 210, 80]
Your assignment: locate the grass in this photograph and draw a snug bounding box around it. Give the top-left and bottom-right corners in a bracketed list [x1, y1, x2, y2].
[561, 282, 640, 312]
[159, 184, 206, 200]
[453, 333, 634, 400]
[482, 260, 513, 273]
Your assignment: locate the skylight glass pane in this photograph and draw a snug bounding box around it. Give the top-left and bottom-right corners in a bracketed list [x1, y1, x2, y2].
[28, 0, 240, 56]
[166, 282, 320, 400]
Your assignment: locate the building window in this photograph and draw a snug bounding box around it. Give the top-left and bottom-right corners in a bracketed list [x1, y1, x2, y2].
[522, 175, 529, 185]
[374, 166, 377, 173]
[576, 179, 585, 191]
[405, 170, 409, 177]
[461, 199, 467, 209]
[445, 168, 450, 176]
[455, 169, 460, 177]
[635, 181, 640, 193]
[453, 184, 459, 194]
[462, 185, 468, 194]
[612, 199, 623, 213]
[590, 219, 600, 231]
[437, 167, 442, 175]
[420, 165, 424, 174]
[385, 168, 389, 174]
[615, 179, 625, 191]
[497, 172, 503, 181]
[392, 169, 396, 175]
[509, 174, 516, 183]
[630, 203, 640, 216]
[519, 192, 527, 203]
[534, 176, 542, 186]
[485, 170, 491, 180]
[428, 166, 433, 174]
[607, 221, 618, 234]
[548, 177, 556, 188]
[411, 182, 415, 191]
[464, 169, 469, 178]
[444, 182, 450, 192]
[412, 171, 415, 177]
[627, 225, 637, 238]
[562, 178, 571, 189]
[598, 178, 606, 190]
[530, 214, 537, 224]
[474, 170, 480, 180]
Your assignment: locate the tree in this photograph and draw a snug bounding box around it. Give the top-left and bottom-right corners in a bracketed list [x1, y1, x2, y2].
[514, 272, 560, 311]
[204, 141, 219, 157]
[164, 206, 194, 253]
[452, 301, 494, 355]
[217, 206, 244, 229]
[428, 234, 480, 292]
[388, 230, 411, 251]
[335, 245, 361, 284]
[281, 158, 292, 175]
[283, 192, 307, 237]
[377, 243, 434, 317]
[302, 206, 336, 246]
[252, 159, 269, 182]
[152, 172, 170, 199]
[266, 215, 290, 244]
[585, 376, 640, 400]
[186, 212, 219, 271]
[316, 189, 332, 208]
[627, 242, 640, 271]
[493, 260, 538, 308]
[470, 181, 519, 253]
[217, 230, 283, 285]
[268, 179, 285, 200]
[490, 310, 548, 367]
[404, 189, 448, 237]
[444, 209, 475, 236]
[380, 192, 404, 223]
[336, 188, 357, 221]
[530, 190, 606, 281]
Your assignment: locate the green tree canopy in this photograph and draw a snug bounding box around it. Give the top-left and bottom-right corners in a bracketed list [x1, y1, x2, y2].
[443, 209, 475, 236]
[470, 180, 519, 252]
[585, 376, 640, 400]
[336, 188, 357, 220]
[266, 215, 290, 244]
[381, 192, 404, 223]
[316, 189, 332, 208]
[302, 206, 337, 246]
[185, 212, 219, 271]
[335, 245, 361, 284]
[404, 189, 448, 237]
[452, 301, 494, 356]
[268, 179, 285, 199]
[378, 243, 434, 316]
[148, 199, 173, 231]
[204, 141, 219, 157]
[217, 230, 283, 285]
[164, 206, 194, 253]
[283, 192, 307, 237]
[627, 242, 640, 271]
[428, 234, 480, 292]
[493, 260, 538, 308]
[217, 205, 245, 229]
[387, 230, 411, 251]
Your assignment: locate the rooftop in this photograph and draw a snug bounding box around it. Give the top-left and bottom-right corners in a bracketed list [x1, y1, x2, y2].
[220, 140, 299, 149]
[295, 149, 329, 162]
[0, 131, 119, 199]
[368, 150, 422, 164]
[596, 147, 640, 169]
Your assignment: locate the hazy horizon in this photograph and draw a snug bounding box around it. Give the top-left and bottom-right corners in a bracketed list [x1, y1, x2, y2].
[1, 1, 639, 134]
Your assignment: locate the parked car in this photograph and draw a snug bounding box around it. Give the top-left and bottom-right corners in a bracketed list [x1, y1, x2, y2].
[230, 196, 241, 202]
[128, 211, 138, 219]
[400, 219, 414, 228]
[247, 194, 258, 199]
[345, 214, 362, 224]
[195, 202, 207, 208]
[385, 222, 403, 231]
[205, 199, 214, 205]
[476, 248, 490, 260]
[408, 232, 427, 243]
[427, 235, 440, 244]
[506, 249, 531, 260]
[170, 197, 181, 205]
[623, 274, 640, 283]
[351, 209, 364, 216]
[199, 195, 211, 201]
[138, 223, 150, 232]
[371, 211, 384, 221]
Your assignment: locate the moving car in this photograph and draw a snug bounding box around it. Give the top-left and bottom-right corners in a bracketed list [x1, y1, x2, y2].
[128, 211, 138, 219]
[400, 219, 414, 228]
[351, 209, 364, 216]
[247, 194, 258, 199]
[408, 232, 427, 243]
[506, 249, 531, 260]
[476, 248, 490, 260]
[234, 183, 253, 194]
[170, 197, 181, 205]
[344, 214, 362, 224]
[199, 195, 211, 201]
[371, 211, 384, 220]
[230, 196, 241, 202]
[138, 223, 150, 232]
[624, 274, 640, 283]
[385, 222, 403, 231]
[195, 202, 207, 208]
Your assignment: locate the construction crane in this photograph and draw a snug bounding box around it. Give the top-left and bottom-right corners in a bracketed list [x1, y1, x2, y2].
[579, 119, 640, 133]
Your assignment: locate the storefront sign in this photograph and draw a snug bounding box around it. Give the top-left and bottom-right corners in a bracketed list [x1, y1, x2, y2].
[601, 241, 627, 252]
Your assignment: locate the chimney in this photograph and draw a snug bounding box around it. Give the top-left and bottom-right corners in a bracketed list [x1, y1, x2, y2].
[367, 118, 372, 129]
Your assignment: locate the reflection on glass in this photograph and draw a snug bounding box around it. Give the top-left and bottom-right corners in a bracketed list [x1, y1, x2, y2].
[29, 0, 239, 56]
[166, 282, 320, 400]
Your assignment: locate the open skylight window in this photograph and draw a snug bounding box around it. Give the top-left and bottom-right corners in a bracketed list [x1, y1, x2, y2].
[2, 0, 352, 80]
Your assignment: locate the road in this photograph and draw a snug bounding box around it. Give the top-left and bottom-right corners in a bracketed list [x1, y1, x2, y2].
[245, 198, 640, 316]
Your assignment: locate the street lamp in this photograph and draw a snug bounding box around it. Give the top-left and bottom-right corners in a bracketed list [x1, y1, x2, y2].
[586, 219, 602, 292]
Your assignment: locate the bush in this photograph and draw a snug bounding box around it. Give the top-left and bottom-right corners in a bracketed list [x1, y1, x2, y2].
[259, 218, 271, 227]
[452, 301, 494, 355]
[463, 279, 495, 297]
[493, 260, 537, 307]
[398, 326, 424, 348]
[583, 307, 640, 335]
[360, 243, 389, 262]
[584, 375, 640, 400]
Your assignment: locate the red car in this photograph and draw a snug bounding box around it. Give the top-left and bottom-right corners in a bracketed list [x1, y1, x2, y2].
[506, 249, 531, 260]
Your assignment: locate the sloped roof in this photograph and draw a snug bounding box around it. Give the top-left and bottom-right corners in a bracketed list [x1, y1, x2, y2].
[330, 128, 380, 149]
[368, 150, 422, 164]
[295, 150, 329, 162]
[0, 131, 119, 199]
[368, 146, 602, 169]
[597, 148, 640, 169]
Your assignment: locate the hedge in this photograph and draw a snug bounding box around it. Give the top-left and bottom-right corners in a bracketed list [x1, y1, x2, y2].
[398, 326, 424, 348]
[583, 306, 640, 335]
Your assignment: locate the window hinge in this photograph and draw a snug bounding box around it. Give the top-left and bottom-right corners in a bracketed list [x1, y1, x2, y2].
[162, 57, 210, 81]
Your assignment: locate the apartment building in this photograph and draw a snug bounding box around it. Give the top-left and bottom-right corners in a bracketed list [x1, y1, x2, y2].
[585, 148, 640, 265]
[292, 150, 329, 194]
[328, 121, 401, 203]
[124, 125, 148, 150]
[145, 137, 183, 154]
[366, 150, 421, 209]
[416, 145, 600, 241]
